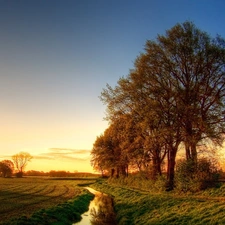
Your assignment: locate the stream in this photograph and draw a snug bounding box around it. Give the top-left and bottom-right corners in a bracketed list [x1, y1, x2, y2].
[73, 187, 117, 225]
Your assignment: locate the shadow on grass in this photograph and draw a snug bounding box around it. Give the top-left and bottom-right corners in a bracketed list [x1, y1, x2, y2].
[0, 191, 94, 225]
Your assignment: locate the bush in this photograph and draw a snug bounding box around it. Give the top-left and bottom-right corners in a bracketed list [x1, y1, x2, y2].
[15, 172, 23, 178]
[175, 158, 220, 192]
[107, 172, 168, 193]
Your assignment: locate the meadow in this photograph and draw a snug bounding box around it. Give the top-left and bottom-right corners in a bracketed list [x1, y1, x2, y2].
[91, 179, 225, 225]
[0, 177, 96, 224]
[2, 176, 225, 224]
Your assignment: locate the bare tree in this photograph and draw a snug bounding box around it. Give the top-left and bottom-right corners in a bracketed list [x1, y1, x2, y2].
[12, 152, 32, 177]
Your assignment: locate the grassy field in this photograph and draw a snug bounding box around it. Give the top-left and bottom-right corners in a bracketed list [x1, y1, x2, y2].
[2, 176, 225, 224]
[91, 180, 225, 225]
[0, 176, 96, 224]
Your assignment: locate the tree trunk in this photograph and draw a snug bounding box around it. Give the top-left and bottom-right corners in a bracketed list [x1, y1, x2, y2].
[185, 140, 198, 171]
[166, 145, 178, 191]
[126, 165, 129, 177]
[190, 142, 197, 164]
[185, 142, 191, 160]
[152, 157, 161, 179]
[111, 168, 115, 177]
[101, 169, 104, 177]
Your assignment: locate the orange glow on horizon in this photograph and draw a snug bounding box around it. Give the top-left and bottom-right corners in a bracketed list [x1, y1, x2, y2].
[0, 147, 96, 173]
[25, 157, 94, 173]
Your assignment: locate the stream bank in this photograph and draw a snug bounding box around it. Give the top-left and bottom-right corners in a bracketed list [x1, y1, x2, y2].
[73, 187, 117, 225]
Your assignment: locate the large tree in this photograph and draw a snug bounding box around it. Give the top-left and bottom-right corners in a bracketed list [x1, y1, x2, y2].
[12, 152, 32, 177]
[100, 21, 225, 189]
[154, 22, 225, 163]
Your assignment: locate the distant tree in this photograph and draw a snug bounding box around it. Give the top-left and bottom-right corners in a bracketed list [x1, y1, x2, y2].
[24, 170, 46, 176]
[12, 152, 32, 177]
[49, 170, 69, 177]
[0, 160, 14, 177]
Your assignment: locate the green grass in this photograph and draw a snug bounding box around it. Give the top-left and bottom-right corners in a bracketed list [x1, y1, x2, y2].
[0, 177, 96, 224]
[91, 180, 225, 225]
[2, 176, 225, 224]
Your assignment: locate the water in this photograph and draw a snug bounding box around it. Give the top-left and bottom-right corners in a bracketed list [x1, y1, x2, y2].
[73, 187, 116, 225]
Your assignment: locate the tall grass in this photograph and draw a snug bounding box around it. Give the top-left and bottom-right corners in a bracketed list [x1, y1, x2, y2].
[106, 174, 168, 193]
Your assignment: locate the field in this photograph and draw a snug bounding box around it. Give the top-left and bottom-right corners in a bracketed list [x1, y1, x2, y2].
[0, 176, 96, 224]
[3, 176, 225, 225]
[91, 180, 225, 225]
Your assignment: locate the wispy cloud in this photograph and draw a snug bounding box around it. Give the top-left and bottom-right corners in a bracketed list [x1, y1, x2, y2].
[33, 155, 55, 160]
[0, 148, 91, 162]
[49, 148, 90, 154]
[33, 148, 91, 161]
[0, 154, 15, 159]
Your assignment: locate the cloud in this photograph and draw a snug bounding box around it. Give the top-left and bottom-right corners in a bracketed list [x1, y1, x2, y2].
[33, 155, 55, 160]
[0, 155, 14, 160]
[49, 148, 90, 154]
[0, 148, 91, 162]
[33, 148, 91, 162]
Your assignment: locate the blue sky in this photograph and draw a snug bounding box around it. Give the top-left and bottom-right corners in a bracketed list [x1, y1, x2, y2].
[0, 0, 225, 172]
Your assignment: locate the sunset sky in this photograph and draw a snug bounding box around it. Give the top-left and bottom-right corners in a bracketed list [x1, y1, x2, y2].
[0, 0, 225, 173]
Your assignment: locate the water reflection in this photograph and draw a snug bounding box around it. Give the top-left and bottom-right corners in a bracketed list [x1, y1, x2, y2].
[90, 192, 116, 225]
[73, 188, 116, 225]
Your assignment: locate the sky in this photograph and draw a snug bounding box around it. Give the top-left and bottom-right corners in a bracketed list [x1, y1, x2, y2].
[0, 0, 225, 173]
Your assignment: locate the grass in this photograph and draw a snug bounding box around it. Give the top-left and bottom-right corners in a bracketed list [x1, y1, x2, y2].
[2, 176, 225, 224]
[91, 179, 225, 225]
[0, 176, 96, 224]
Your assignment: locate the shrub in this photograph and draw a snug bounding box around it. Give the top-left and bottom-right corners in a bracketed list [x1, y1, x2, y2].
[15, 172, 23, 178]
[107, 172, 168, 193]
[175, 158, 221, 192]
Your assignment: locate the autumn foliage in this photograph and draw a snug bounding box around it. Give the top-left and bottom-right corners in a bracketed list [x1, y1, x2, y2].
[91, 21, 225, 190]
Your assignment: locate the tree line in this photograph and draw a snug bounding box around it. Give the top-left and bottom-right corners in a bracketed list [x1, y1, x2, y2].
[91, 21, 225, 190]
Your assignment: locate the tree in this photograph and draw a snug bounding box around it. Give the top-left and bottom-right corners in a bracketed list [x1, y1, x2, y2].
[0, 160, 14, 177]
[91, 123, 128, 178]
[12, 152, 32, 177]
[100, 21, 225, 190]
[155, 22, 225, 164]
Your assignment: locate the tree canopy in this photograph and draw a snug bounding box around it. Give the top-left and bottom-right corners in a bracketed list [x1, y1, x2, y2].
[0, 160, 14, 178]
[91, 21, 225, 189]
